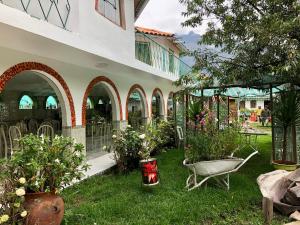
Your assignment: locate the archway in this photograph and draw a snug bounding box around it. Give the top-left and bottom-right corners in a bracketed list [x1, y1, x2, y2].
[82, 76, 122, 159]
[126, 84, 148, 130]
[0, 67, 73, 157]
[151, 88, 165, 122]
[0, 62, 75, 127]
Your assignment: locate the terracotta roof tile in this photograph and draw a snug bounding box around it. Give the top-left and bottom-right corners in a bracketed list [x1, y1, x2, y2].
[135, 26, 174, 37]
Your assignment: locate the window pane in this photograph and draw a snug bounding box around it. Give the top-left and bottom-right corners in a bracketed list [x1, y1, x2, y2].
[19, 95, 33, 109]
[136, 42, 152, 65]
[169, 50, 175, 73]
[87, 97, 94, 109]
[46, 96, 58, 109]
[98, 0, 120, 25]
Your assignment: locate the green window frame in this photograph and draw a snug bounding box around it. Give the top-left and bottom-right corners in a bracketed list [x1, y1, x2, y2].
[135, 41, 152, 65]
[169, 49, 175, 73]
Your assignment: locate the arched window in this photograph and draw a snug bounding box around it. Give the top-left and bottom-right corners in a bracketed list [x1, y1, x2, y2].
[87, 97, 94, 109]
[46, 96, 58, 109]
[19, 95, 33, 109]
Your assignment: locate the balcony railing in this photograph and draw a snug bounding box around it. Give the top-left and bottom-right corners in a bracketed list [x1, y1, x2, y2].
[0, 0, 71, 30]
[135, 32, 192, 79]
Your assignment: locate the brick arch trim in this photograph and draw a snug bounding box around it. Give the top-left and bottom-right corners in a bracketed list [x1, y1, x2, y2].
[126, 84, 149, 119]
[0, 62, 76, 127]
[151, 88, 165, 116]
[82, 76, 123, 126]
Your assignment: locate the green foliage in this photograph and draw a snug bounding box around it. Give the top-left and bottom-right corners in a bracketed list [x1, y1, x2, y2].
[179, 0, 300, 87]
[186, 121, 241, 162]
[6, 134, 89, 193]
[188, 101, 202, 120]
[109, 121, 176, 170]
[146, 120, 176, 155]
[110, 126, 143, 172]
[273, 89, 300, 162]
[273, 89, 300, 129]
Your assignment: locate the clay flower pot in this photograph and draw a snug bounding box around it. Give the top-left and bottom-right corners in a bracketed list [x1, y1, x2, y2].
[24, 192, 64, 225]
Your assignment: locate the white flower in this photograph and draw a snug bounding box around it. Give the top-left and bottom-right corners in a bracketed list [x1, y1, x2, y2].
[40, 146, 43, 151]
[0, 215, 9, 223]
[20, 211, 27, 218]
[16, 188, 25, 197]
[127, 125, 131, 128]
[54, 135, 59, 140]
[54, 159, 60, 164]
[18, 177, 26, 184]
[139, 134, 146, 140]
[112, 135, 117, 139]
[215, 118, 219, 122]
[102, 146, 107, 150]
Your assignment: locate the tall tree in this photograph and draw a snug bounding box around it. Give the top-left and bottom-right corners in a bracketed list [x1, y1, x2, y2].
[179, 0, 300, 87]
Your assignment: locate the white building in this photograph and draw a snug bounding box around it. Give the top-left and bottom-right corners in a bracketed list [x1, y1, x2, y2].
[0, 1, 190, 165]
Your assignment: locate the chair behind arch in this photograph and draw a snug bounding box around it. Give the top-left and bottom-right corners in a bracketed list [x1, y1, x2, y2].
[37, 124, 54, 140]
[9, 126, 22, 156]
[0, 125, 8, 158]
[16, 120, 28, 135]
[51, 120, 60, 134]
[28, 119, 39, 134]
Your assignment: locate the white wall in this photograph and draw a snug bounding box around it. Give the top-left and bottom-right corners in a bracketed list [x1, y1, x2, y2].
[245, 100, 265, 110]
[0, 47, 177, 127]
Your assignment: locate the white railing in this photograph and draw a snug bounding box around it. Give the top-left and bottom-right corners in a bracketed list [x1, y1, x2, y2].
[135, 32, 192, 80]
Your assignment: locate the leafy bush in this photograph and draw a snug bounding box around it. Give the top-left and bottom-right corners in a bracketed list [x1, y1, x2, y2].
[146, 120, 176, 155]
[7, 134, 89, 193]
[110, 126, 143, 172]
[186, 120, 241, 162]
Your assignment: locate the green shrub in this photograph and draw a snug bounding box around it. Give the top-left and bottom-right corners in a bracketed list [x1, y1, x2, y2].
[186, 121, 241, 162]
[110, 126, 143, 172]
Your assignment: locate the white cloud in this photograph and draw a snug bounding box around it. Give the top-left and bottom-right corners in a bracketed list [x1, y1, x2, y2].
[135, 0, 208, 35]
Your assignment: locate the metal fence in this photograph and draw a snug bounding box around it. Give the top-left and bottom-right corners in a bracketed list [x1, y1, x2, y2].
[86, 122, 113, 158]
[0, 0, 71, 30]
[135, 32, 192, 79]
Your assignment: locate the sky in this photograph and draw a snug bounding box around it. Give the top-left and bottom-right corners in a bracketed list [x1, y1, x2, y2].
[135, 0, 208, 35]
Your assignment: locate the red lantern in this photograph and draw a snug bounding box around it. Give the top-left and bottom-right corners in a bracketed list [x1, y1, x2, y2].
[140, 158, 159, 186]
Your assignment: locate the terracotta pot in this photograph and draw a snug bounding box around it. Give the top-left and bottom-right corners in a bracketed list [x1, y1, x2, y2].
[140, 158, 159, 186]
[24, 192, 64, 225]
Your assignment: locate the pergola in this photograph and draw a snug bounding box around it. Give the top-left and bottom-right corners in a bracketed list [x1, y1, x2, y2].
[174, 78, 300, 164]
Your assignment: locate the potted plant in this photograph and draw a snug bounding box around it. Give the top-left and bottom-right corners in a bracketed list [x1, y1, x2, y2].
[272, 89, 300, 170]
[1, 134, 89, 225]
[138, 132, 159, 186]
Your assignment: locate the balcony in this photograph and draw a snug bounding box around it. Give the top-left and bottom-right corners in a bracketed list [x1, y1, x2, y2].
[0, 0, 71, 30]
[135, 32, 192, 80]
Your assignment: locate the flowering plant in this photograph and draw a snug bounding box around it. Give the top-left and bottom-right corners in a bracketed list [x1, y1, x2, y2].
[7, 134, 89, 193]
[186, 116, 241, 163]
[109, 125, 143, 172]
[0, 162, 28, 224]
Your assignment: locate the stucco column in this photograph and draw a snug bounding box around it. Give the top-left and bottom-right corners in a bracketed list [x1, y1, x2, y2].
[62, 125, 86, 155]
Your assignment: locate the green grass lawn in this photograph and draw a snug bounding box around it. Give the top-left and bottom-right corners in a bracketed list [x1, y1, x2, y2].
[62, 135, 289, 225]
